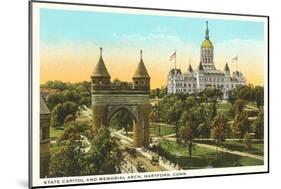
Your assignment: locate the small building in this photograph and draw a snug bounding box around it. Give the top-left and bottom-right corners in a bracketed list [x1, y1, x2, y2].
[40, 95, 51, 178]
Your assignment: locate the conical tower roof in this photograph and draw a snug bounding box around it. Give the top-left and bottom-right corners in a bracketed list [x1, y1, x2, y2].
[198, 61, 204, 71]
[91, 47, 111, 78]
[188, 64, 193, 72]
[224, 62, 230, 72]
[133, 50, 150, 79]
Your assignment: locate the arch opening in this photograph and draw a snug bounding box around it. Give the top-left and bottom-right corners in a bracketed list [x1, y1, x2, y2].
[108, 107, 137, 139]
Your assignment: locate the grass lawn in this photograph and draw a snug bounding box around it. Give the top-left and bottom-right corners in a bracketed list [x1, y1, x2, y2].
[157, 140, 263, 169]
[50, 144, 63, 155]
[221, 141, 264, 156]
[217, 102, 232, 109]
[50, 127, 64, 140]
[217, 102, 234, 120]
[50, 127, 64, 156]
[195, 140, 264, 156]
[150, 123, 176, 137]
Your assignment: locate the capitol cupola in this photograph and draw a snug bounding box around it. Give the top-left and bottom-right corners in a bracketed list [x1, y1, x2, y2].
[91, 47, 111, 85]
[200, 21, 215, 71]
[201, 21, 213, 48]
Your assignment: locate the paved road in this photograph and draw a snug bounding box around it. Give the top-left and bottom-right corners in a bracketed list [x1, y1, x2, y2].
[113, 132, 165, 172]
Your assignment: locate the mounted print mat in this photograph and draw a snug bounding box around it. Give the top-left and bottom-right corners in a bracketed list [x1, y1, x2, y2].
[29, 0, 269, 188]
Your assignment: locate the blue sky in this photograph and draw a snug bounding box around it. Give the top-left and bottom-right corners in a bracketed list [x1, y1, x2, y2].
[40, 8, 264, 46]
[40, 8, 266, 87]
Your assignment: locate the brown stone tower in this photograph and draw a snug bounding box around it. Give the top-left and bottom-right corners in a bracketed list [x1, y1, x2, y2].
[132, 50, 150, 90]
[40, 95, 51, 178]
[132, 50, 151, 146]
[90, 48, 151, 147]
[91, 47, 111, 133]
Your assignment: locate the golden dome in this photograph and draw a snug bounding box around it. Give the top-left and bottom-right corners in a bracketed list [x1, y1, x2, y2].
[201, 39, 213, 48]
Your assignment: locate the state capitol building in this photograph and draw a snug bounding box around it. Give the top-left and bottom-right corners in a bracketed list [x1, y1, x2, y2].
[167, 21, 246, 99]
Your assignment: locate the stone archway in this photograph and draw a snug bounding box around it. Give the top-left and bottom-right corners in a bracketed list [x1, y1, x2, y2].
[91, 94, 151, 147]
[90, 48, 151, 147]
[106, 105, 138, 125]
[107, 106, 137, 141]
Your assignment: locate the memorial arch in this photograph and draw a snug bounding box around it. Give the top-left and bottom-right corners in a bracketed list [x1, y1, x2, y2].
[90, 48, 151, 147]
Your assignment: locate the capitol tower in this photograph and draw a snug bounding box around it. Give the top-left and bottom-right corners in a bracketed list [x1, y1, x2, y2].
[167, 21, 246, 99]
[200, 21, 215, 71]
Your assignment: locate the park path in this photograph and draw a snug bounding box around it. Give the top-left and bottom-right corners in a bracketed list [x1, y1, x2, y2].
[194, 143, 264, 161]
[154, 136, 264, 161]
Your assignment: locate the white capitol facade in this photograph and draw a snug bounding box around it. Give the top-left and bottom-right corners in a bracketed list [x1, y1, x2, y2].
[167, 21, 246, 99]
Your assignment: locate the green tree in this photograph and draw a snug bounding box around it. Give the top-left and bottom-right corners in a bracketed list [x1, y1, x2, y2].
[50, 103, 64, 127]
[231, 112, 250, 139]
[63, 89, 80, 104]
[243, 132, 253, 151]
[150, 105, 161, 136]
[254, 86, 264, 109]
[50, 102, 78, 128]
[41, 80, 67, 90]
[197, 88, 222, 128]
[159, 87, 167, 98]
[82, 128, 123, 175]
[111, 109, 134, 137]
[79, 96, 91, 107]
[254, 111, 264, 139]
[180, 125, 193, 158]
[60, 121, 90, 141]
[211, 114, 227, 146]
[46, 92, 63, 110]
[50, 126, 122, 177]
[63, 101, 78, 118]
[197, 122, 210, 138]
[64, 114, 74, 125]
[227, 90, 237, 106]
[179, 105, 199, 158]
[49, 137, 83, 177]
[167, 99, 183, 138]
[237, 85, 254, 101]
[150, 88, 161, 99]
[234, 99, 247, 114]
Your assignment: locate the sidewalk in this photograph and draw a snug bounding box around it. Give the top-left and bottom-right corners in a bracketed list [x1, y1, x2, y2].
[195, 143, 264, 161]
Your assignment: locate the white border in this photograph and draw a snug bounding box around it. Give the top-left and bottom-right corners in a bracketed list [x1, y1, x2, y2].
[31, 1, 269, 188]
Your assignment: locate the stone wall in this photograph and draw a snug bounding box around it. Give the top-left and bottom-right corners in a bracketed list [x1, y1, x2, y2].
[40, 113, 51, 178]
